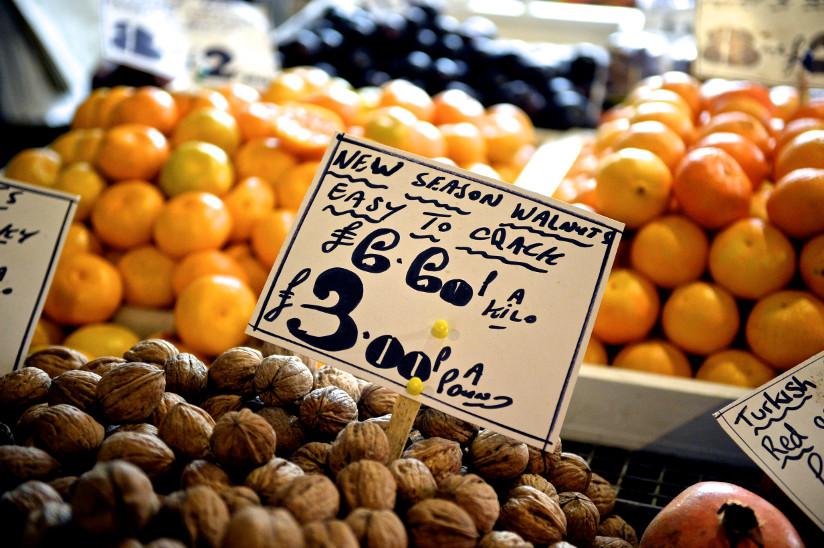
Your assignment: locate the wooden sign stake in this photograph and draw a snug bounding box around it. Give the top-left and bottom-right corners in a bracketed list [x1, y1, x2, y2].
[386, 394, 422, 462]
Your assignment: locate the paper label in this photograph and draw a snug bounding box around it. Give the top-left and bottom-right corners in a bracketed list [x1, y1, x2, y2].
[0, 178, 77, 374]
[695, 0, 824, 87]
[715, 350, 824, 531]
[247, 134, 623, 451]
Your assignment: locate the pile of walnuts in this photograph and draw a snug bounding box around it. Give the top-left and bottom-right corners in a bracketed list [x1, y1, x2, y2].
[0, 340, 639, 548]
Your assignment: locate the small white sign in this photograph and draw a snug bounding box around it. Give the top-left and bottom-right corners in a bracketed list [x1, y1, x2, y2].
[695, 0, 824, 87]
[247, 134, 623, 451]
[0, 178, 77, 374]
[715, 351, 824, 532]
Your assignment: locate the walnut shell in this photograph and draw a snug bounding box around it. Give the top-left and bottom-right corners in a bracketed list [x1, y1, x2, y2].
[345, 508, 408, 548]
[498, 485, 567, 545]
[24, 346, 87, 378]
[243, 457, 305, 500]
[314, 365, 361, 401]
[47, 369, 101, 413]
[0, 445, 62, 491]
[262, 340, 319, 370]
[222, 505, 305, 548]
[153, 484, 230, 548]
[437, 473, 500, 533]
[19, 500, 73, 547]
[200, 394, 245, 421]
[468, 429, 529, 481]
[357, 383, 398, 420]
[47, 475, 77, 500]
[585, 473, 616, 517]
[328, 420, 389, 476]
[302, 519, 359, 548]
[149, 391, 187, 427]
[290, 441, 331, 475]
[13, 403, 49, 444]
[97, 431, 176, 480]
[123, 338, 179, 366]
[478, 530, 533, 547]
[406, 498, 479, 548]
[97, 362, 165, 423]
[592, 536, 635, 548]
[547, 452, 592, 494]
[337, 459, 396, 511]
[389, 458, 437, 507]
[113, 422, 159, 436]
[180, 459, 232, 491]
[525, 442, 562, 477]
[510, 473, 559, 503]
[254, 354, 314, 406]
[558, 491, 600, 547]
[415, 407, 479, 445]
[0, 367, 51, 420]
[300, 386, 358, 437]
[208, 346, 262, 396]
[597, 515, 638, 548]
[210, 408, 276, 472]
[257, 406, 307, 457]
[268, 474, 340, 524]
[80, 356, 127, 376]
[31, 403, 104, 464]
[218, 485, 261, 515]
[158, 402, 215, 460]
[0, 480, 64, 544]
[400, 437, 463, 483]
[163, 353, 208, 402]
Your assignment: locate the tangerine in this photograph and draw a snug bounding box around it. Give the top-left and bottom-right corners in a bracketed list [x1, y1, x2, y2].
[272, 102, 345, 159]
[661, 281, 740, 356]
[152, 191, 232, 258]
[4, 147, 62, 187]
[52, 162, 106, 222]
[612, 339, 693, 377]
[223, 176, 277, 242]
[695, 349, 776, 388]
[93, 123, 169, 181]
[106, 85, 178, 134]
[629, 214, 709, 289]
[612, 120, 686, 171]
[171, 107, 241, 155]
[233, 137, 299, 189]
[63, 322, 141, 360]
[116, 244, 177, 308]
[159, 140, 235, 197]
[592, 268, 660, 345]
[171, 249, 249, 296]
[690, 132, 769, 188]
[800, 234, 824, 300]
[43, 252, 124, 326]
[766, 167, 824, 238]
[772, 129, 824, 181]
[250, 208, 295, 270]
[90, 179, 166, 250]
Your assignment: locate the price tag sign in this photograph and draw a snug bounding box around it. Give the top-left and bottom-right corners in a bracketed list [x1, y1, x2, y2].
[247, 134, 623, 451]
[715, 351, 824, 531]
[694, 0, 824, 87]
[0, 178, 77, 374]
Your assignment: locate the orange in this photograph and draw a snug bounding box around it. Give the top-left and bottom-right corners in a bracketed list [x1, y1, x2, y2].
[661, 281, 740, 356]
[708, 95, 773, 130]
[612, 120, 685, 171]
[362, 105, 418, 150]
[261, 71, 311, 103]
[250, 208, 296, 270]
[657, 71, 702, 120]
[593, 117, 631, 155]
[93, 123, 169, 181]
[287, 66, 333, 95]
[708, 218, 796, 300]
[233, 137, 299, 189]
[790, 98, 824, 121]
[172, 87, 231, 119]
[612, 339, 693, 378]
[158, 140, 235, 197]
[774, 117, 824, 154]
[696, 349, 776, 388]
[50, 127, 104, 164]
[592, 268, 660, 345]
[217, 82, 261, 115]
[379, 79, 434, 122]
[690, 132, 768, 188]
[492, 143, 535, 184]
[61, 222, 103, 260]
[745, 290, 824, 370]
[766, 168, 824, 238]
[772, 129, 824, 181]
[694, 111, 773, 156]
[52, 162, 107, 222]
[702, 80, 775, 119]
[116, 244, 177, 308]
[672, 147, 752, 230]
[770, 85, 800, 122]
[3, 147, 62, 187]
[629, 214, 709, 289]
[800, 234, 824, 299]
[43, 252, 123, 326]
[482, 108, 536, 165]
[628, 87, 694, 122]
[432, 88, 485, 126]
[226, 243, 269, 295]
[90, 180, 165, 250]
[276, 160, 321, 211]
[174, 274, 256, 357]
[153, 191, 232, 258]
[106, 85, 179, 135]
[629, 100, 695, 144]
[407, 120, 447, 159]
[300, 85, 364, 127]
[272, 102, 345, 159]
[223, 176, 277, 242]
[171, 249, 249, 296]
[31, 316, 64, 347]
[593, 147, 672, 229]
[63, 322, 141, 360]
[749, 180, 774, 221]
[583, 335, 609, 365]
[171, 107, 241, 155]
[234, 102, 281, 142]
[71, 86, 134, 129]
[439, 122, 488, 167]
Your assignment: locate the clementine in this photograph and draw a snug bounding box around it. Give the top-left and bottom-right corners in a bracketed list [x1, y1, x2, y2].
[799, 234, 824, 300]
[592, 268, 660, 345]
[152, 191, 232, 258]
[116, 244, 177, 308]
[43, 252, 124, 326]
[93, 123, 169, 181]
[629, 214, 709, 289]
[695, 349, 776, 388]
[90, 179, 166, 250]
[612, 339, 693, 377]
[661, 281, 740, 356]
[766, 167, 824, 238]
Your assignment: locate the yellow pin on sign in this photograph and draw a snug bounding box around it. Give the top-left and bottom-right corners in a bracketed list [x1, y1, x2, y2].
[431, 319, 449, 338]
[406, 376, 424, 396]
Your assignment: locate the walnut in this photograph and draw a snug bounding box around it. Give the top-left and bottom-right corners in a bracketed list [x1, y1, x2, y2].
[415, 407, 478, 445]
[80, 356, 127, 376]
[71, 460, 160, 539]
[150, 391, 187, 427]
[406, 498, 479, 548]
[208, 346, 262, 396]
[467, 429, 529, 480]
[597, 515, 638, 548]
[13, 403, 49, 444]
[200, 394, 245, 421]
[257, 406, 307, 457]
[47, 475, 77, 500]
[0, 367, 51, 420]
[254, 354, 314, 406]
[268, 474, 340, 524]
[498, 485, 567, 545]
[547, 452, 592, 493]
[314, 365, 361, 401]
[389, 458, 437, 506]
[97, 431, 176, 480]
[123, 338, 179, 366]
[302, 519, 359, 548]
[24, 345, 87, 378]
[0, 421, 13, 445]
[47, 369, 101, 412]
[210, 408, 276, 472]
[19, 500, 73, 548]
[244, 457, 305, 500]
[336, 459, 396, 511]
[0, 480, 64, 545]
[400, 437, 463, 483]
[145, 539, 188, 548]
[525, 442, 562, 477]
[478, 530, 533, 547]
[558, 491, 600, 547]
[300, 386, 358, 437]
[180, 459, 232, 491]
[363, 414, 391, 430]
[218, 485, 261, 515]
[153, 485, 230, 548]
[290, 441, 331, 475]
[113, 423, 159, 436]
[328, 420, 389, 476]
[357, 383, 398, 419]
[163, 352, 208, 402]
[158, 402, 215, 460]
[437, 473, 499, 533]
[31, 403, 104, 465]
[547, 543, 577, 548]
[592, 536, 635, 548]
[222, 506, 304, 548]
[510, 473, 558, 503]
[344, 508, 408, 548]
[97, 362, 166, 423]
[262, 340, 319, 370]
[585, 473, 616, 516]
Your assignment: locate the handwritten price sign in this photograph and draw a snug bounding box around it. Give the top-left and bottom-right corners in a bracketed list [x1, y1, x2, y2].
[715, 351, 824, 531]
[0, 178, 77, 374]
[247, 134, 623, 451]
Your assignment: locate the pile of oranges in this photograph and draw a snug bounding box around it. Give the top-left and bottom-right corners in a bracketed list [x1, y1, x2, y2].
[4, 66, 537, 363]
[554, 71, 824, 388]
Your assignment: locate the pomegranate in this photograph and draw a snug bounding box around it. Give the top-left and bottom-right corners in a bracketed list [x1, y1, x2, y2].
[639, 481, 805, 548]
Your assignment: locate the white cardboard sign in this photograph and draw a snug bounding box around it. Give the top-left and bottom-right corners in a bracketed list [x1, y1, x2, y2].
[247, 134, 623, 451]
[0, 178, 77, 374]
[715, 350, 824, 532]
